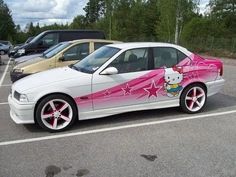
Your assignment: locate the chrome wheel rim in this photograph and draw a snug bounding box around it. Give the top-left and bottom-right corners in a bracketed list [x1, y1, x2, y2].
[41, 99, 73, 130]
[185, 86, 206, 112]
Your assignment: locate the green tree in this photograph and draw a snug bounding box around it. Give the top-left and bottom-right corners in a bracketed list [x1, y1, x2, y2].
[0, 0, 15, 40]
[70, 15, 87, 29]
[209, 0, 236, 37]
[83, 0, 105, 24]
[156, 0, 198, 43]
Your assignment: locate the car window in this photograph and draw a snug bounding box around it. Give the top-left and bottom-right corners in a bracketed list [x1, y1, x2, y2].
[153, 47, 188, 68]
[72, 46, 120, 74]
[40, 33, 59, 47]
[108, 48, 149, 74]
[94, 42, 112, 50]
[63, 43, 89, 61]
[44, 42, 71, 58]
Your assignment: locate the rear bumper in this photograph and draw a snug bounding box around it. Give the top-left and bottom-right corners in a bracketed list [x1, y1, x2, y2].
[10, 71, 31, 82]
[8, 95, 35, 124]
[206, 78, 225, 96]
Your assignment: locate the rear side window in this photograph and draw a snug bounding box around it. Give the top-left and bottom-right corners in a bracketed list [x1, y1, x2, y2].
[153, 47, 188, 68]
[63, 43, 89, 61]
[94, 42, 112, 50]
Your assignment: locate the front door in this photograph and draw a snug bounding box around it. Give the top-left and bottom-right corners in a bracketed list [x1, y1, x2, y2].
[56, 42, 90, 67]
[92, 47, 164, 110]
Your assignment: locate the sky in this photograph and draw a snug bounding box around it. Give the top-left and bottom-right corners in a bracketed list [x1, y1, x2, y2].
[5, 0, 209, 30]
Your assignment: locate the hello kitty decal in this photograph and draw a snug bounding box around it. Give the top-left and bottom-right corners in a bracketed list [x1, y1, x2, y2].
[164, 66, 183, 97]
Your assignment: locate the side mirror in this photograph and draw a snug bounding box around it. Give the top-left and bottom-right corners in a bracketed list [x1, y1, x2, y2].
[58, 55, 65, 61]
[100, 67, 118, 75]
[38, 40, 43, 46]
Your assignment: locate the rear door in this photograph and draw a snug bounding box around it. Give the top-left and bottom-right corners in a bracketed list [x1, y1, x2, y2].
[151, 47, 192, 101]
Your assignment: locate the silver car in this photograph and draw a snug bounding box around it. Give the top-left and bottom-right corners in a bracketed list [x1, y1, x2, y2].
[0, 43, 10, 55]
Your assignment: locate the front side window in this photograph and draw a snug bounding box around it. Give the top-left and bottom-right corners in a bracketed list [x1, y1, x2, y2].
[40, 33, 59, 47]
[108, 48, 149, 74]
[153, 47, 188, 69]
[72, 46, 120, 74]
[63, 43, 89, 61]
[44, 42, 71, 59]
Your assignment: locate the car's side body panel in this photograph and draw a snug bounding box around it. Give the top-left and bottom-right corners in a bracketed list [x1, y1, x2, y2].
[8, 43, 225, 126]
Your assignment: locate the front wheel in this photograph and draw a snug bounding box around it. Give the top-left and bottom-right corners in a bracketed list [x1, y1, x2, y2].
[35, 94, 77, 132]
[180, 84, 207, 113]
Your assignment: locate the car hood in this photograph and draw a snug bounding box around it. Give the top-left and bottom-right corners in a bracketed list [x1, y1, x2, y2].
[14, 56, 44, 69]
[14, 54, 42, 64]
[13, 66, 91, 92]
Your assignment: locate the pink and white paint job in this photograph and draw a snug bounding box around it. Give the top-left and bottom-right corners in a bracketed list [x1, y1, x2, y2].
[8, 43, 225, 124]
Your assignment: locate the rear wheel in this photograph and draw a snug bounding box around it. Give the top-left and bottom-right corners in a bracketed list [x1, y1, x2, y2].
[35, 94, 77, 132]
[180, 84, 207, 113]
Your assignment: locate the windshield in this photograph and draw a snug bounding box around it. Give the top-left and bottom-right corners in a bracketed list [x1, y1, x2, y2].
[72, 46, 120, 74]
[44, 42, 71, 59]
[41, 43, 65, 57]
[28, 32, 45, 44]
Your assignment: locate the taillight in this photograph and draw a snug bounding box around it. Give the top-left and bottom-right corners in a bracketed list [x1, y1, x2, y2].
[220, 65, 223, 76]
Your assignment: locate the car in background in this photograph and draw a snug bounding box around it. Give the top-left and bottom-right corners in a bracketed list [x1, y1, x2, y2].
[13, 30, 106, 58]
[9, 36, 35, 57]
[0, 43, 10, 55]
[8, 42, 225, 132]
[0, 40, 13, 49]
[13, 42, 64, 66]
[10, 39, 121, 82]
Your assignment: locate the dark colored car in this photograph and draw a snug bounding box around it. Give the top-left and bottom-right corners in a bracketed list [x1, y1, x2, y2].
[8, 36, 35, 57]
[13, 30, 106, 58]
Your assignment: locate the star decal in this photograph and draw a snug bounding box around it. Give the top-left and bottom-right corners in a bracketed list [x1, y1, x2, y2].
[103, 89, 111, 97]
[144, 80, 162, 98]
[122, 83, 132, 95]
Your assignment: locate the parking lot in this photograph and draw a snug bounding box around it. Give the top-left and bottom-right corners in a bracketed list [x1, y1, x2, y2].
[0, 55, 236, 177]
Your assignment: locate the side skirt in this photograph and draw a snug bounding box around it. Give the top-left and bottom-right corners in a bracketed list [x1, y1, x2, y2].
[78, 99, 179, 120]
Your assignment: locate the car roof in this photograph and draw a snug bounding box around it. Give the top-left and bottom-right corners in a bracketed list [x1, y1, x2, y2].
[69, 39, 122, 44]
[107, 42, 192, 56]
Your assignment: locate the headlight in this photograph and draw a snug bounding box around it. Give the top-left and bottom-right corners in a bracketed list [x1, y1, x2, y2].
[18, 49, 25, 54]
[14, 91, 28, 102]
[13, 68, 23, 73]
[19, 94, 28, 102]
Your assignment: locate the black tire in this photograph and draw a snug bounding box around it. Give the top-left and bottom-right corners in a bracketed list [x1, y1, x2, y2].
[35, 94, 78, 132]
[180, 83, 207, 114]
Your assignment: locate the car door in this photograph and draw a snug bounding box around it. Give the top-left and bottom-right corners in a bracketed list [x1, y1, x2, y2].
[92, 47, 162, 110]
[56, 42, 90, 67]
[151, 47, 192, 102]
[36, 33, 59, 53]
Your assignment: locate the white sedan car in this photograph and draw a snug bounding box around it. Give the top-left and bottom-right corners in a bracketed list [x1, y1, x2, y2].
[8, 43, 225, 132]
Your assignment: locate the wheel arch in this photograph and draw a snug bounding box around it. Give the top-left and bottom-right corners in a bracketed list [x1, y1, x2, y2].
[34, 92, 78, 123]
[181, 81, 207, 96]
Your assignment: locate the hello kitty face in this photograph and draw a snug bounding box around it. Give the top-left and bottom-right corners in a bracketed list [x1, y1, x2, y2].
[164, 68, 183, 84]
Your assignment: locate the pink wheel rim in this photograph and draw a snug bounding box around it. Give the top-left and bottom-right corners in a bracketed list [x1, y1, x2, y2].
[40, 99, 73, 130]
[185, 86, 206, 112]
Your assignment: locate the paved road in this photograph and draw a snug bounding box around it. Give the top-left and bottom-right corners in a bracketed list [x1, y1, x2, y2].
[0, 55, 236, 177]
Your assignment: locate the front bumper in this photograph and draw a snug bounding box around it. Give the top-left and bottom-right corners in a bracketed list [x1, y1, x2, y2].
[10, 71, 31, 82]
[8, 95, 35, 124]
[206, 78, 225, 97]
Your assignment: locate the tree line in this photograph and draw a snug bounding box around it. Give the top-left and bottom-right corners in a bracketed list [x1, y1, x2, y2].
[1, 0, 236, 57]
